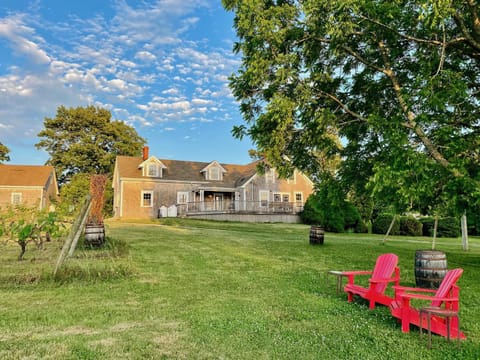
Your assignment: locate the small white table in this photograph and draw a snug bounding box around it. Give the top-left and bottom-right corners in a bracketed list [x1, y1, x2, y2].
[328, 270, 347, 295]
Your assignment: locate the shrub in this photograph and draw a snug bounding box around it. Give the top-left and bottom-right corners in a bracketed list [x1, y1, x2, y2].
[438, 217, 460, 238]
[420, 217, 435, 236]
[300, 178, 361, 233]
[420, 217, 460, 238]
[467, 212, 480, 236]
[372, 214, 400, 235]
[399, 216, 423, 236]
[355, 219, 369, 233]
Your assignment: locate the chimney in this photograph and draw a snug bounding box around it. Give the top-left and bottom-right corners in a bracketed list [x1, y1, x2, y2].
[142, 146, 149, 160]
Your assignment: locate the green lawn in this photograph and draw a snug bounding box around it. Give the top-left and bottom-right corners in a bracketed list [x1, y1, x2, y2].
[0, 219, 479, 359]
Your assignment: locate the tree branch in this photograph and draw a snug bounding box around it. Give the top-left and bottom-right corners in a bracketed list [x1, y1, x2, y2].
[454, 12, 480, 52]
[318, 90, 369, 123]
[376, 40, 459, 174]
[359, 14, 467, 49]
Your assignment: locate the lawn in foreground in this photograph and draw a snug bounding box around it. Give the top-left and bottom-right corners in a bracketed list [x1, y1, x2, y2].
[0, 219, 478, 359]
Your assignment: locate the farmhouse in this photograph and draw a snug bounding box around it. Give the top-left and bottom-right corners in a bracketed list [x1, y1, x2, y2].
[0, 164, 59, 210]
[112, 147, 314, 222]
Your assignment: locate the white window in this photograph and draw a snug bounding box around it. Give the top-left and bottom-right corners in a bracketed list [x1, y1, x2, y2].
[141, 191, 153, 207]
[148, 163, 158, 177]
[209, 167, 220, 180]
[259, 190, 269, 207]
[11, 192, 22, 205]
[295, 192, 303, 203]
[177, 191, 189, 204]
[282, 194, 290, 202]
[273, 193, 281, 202]
[266, 169, 275, 183]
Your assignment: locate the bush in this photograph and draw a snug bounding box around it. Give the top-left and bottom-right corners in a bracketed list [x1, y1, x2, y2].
[420, 218, 435, 236]
[420, 217, 460, 238]
[300, 178, 362, 233]
[399, 216, 423, 236]
[438, 217, 460, 238]
[372, 214, 400, 235]
[355, 219, 369, 233]
[467, 212, 480, 236]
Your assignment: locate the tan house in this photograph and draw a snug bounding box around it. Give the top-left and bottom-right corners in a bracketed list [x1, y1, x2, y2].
[112, 148, 314, 221]
[0, 164, 59, 210]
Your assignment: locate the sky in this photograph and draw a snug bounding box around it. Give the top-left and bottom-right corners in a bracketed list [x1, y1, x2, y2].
[0, 0, 255, 166]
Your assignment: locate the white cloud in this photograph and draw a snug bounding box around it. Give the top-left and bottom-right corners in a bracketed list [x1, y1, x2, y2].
[108, 78, 127, 91]
[110, 0, 209, 46]
[0, 15, 50, 64]
[162, 88, 180, 95]
[192, 98, 212, 106]
[135, 51, 156, 62]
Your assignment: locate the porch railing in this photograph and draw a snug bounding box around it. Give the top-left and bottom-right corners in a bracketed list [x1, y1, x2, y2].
[175, 200, 304, 216]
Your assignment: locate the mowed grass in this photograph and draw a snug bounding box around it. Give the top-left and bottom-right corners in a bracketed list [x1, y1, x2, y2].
[0, 218, 479, 359]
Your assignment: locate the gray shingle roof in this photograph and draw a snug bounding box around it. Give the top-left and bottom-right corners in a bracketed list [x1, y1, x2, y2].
[116, 156, 258, 188]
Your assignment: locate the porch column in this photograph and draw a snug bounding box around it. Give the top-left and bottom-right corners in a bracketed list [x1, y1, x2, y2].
[234, 191, 240, 211]
[199, 190, 204, 211]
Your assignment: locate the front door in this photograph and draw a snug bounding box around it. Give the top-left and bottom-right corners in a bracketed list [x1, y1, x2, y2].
[214, 194, 224, 211]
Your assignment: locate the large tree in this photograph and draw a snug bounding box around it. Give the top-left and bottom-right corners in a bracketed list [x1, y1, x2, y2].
[224, 0, 480, 215]
[36, 106, 145, 184]
[0, 142, 10, 163]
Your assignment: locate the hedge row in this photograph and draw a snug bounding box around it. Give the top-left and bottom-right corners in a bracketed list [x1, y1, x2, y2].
[372, 214, 461, 237]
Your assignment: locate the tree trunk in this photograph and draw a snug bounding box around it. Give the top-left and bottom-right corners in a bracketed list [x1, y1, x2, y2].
[18, 240, 27, 261]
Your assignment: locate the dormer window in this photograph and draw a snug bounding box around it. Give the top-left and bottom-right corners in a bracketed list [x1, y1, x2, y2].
[148, 163, 158, 177]
[139, 156, 167, 178]
[210, 167, 220, 180]
[201, 161, 227, 181]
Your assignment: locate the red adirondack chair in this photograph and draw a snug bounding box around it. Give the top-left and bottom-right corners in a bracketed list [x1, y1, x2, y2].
[389, 268, 465, 339]
[343, 253, 400, 309]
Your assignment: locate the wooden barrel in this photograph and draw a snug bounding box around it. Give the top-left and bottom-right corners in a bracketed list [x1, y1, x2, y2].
[309, 226, 324, 245]
[415, 250, 447, 288]
[84, 224, 105, 247]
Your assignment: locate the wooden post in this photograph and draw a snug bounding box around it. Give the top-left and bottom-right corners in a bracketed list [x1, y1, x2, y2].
[461, 212, 469, 251]
[53, 195, 91, 276]
[432, 216, 438, 250]
[382, 215, 397, 244]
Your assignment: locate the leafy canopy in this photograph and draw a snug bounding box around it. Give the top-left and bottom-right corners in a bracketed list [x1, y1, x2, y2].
[224, 0, 480, 215]
[36, 106, 145, 184]
[0, 142, 10, 163]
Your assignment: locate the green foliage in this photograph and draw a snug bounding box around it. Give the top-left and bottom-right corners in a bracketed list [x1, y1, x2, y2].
[355, 219, 369, 234]
[0, 205, 65, 260]
[436, 217, 461, 238]
[467, 212, 480, 236]
[58, 173, 91, 214]
[36, 105, 145, 184]
[420, 217, 461, 238]
[0, 142, 10, 162]
[399, 216, 423, 237]
[301, 177, 361, 232]
[372, 214, 400, 235]
[225, 0, 480, 218]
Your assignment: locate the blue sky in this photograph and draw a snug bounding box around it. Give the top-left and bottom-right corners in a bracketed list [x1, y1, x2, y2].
[0, 0, 255, 165]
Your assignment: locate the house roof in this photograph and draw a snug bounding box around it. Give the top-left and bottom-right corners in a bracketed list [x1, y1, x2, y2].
[0, 164, 56, 187]
[115, 156, 258, 188]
